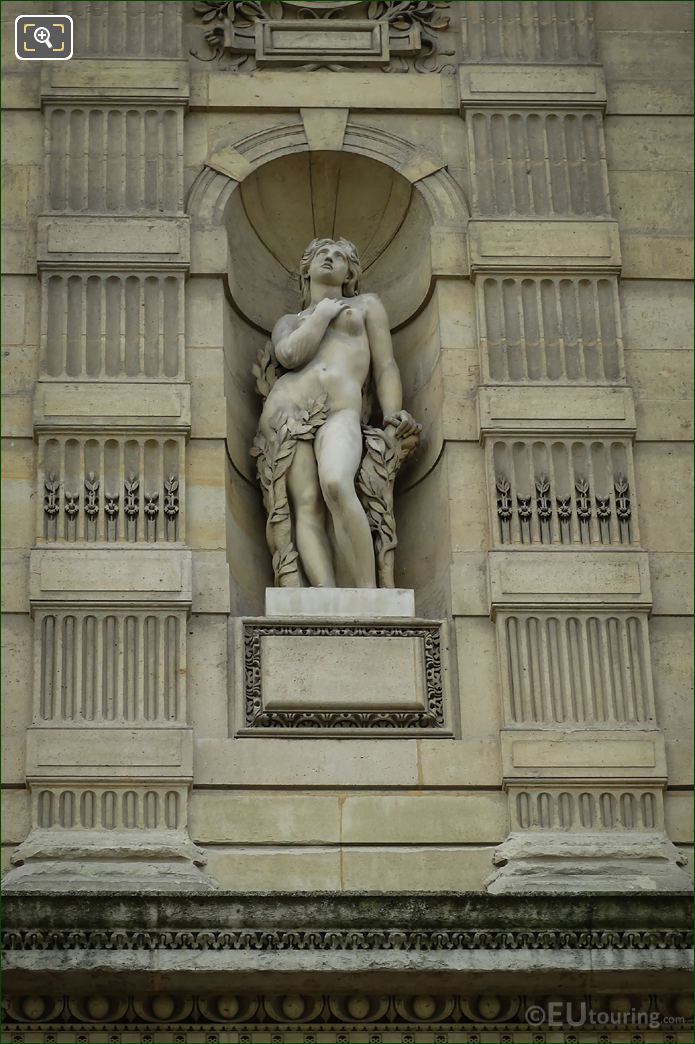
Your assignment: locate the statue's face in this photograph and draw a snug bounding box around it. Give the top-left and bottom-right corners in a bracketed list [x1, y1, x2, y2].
[308, 241, 350, 290]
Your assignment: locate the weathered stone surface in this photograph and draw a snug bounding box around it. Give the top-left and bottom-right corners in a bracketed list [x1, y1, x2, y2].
[488, 831, 692, 894]
[0, 1, 692, 1007]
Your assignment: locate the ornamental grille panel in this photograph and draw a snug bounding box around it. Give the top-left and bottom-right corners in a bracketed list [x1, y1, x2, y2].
[36, 610, 187, 724]
[462, 0, 597, 63]
[55, 1, 181, 57]
[478, 276, 623, 384]
[490, 438, 637, 546]
[468, 112, 609, 218]
[46, 108, 183, 214]
[40, 436, 183, 543]
[42, 272, 185, 380]
[498, 613, 656, 726]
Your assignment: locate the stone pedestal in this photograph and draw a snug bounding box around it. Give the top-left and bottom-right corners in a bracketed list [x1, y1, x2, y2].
[265, 586, 415, 618]
[4, 830, 214, 893]
[487, 832, 692, 894]
[238, 590, 449, 735]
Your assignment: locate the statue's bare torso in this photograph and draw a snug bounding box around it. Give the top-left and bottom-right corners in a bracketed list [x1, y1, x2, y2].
[260, 294, 375, 435]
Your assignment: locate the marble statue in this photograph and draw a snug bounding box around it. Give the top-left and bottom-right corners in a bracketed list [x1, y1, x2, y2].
[252, 237, 420, 589]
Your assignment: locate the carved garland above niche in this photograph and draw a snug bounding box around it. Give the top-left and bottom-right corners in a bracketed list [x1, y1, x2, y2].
[192, 1, 456, 72]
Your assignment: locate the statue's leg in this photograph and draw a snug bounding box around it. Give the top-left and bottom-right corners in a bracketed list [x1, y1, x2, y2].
[315, 411, 377, 589]
[287, 440, 336, 587]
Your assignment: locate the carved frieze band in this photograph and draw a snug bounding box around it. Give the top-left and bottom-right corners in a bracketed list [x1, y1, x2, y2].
[243, 622, 444, 731]
[33, 785, 187, 831]
[4, 927, 691, 954]
[509, 786, 664, 833]
[3, 991, 691, 1042]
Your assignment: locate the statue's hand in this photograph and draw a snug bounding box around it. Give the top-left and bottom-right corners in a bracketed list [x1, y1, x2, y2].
[383, 410, 421, 438]
[314, 297, 347, 322]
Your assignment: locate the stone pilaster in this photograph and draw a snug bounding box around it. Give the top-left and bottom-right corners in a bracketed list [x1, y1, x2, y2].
[4, 1, 214, 891]
[458, 0, 689, 892]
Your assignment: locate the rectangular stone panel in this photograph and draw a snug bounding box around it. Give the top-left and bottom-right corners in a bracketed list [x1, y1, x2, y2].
[469, 220, 621, 271]
[37, 217, 189, 265]
[261, 633, 424, 711]
[40, 59, 190, 101]
[26, 727, 193, 777]
[488, 550, 652, 609]
[257, 21, 390, 64]
[501, 729, 667, 780]
[35, 382, 190, 430]
[478, 387, 635, 436]
[460, 65, 606, 108]
[30, 548, 192, 604]
[496, 610, 656, 726]
[240, 620, 448, 735]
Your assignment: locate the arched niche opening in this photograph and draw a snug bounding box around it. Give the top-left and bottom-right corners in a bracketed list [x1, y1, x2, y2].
[201, 143, 468, 615]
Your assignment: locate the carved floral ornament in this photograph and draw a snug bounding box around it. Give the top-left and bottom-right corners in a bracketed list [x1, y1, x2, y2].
[193, 0, 455, 72]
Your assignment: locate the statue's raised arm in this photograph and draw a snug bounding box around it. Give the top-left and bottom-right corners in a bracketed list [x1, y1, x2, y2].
[251, 237, 421, 590]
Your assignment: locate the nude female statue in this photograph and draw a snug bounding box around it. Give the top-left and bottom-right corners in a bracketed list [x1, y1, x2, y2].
[253, 237, 419, 589]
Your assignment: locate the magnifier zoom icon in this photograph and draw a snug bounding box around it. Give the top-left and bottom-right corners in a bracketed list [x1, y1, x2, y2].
[33, 26, 53, 48]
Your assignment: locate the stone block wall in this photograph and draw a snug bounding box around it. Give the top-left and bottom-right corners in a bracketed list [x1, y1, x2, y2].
[1, 0, 692, 894]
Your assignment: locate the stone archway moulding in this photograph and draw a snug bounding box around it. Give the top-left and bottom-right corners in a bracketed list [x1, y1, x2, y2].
[186, 111, 470, 294]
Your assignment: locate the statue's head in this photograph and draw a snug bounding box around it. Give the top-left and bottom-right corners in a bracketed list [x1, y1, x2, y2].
[299, 237, 361, 308]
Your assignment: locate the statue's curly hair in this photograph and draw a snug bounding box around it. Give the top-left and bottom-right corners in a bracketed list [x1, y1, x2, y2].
[298, 237, 361, 308]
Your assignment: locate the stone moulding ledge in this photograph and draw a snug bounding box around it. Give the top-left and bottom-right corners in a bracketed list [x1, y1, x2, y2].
[4, 894, 691, 985]
[4, 891, 691, 936]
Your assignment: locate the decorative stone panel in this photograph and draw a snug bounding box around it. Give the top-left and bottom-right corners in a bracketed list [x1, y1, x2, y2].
[45, 106, 184, 215]
[239, 619, 449, 735]
[487, 437, 637, 546]
[496, 610, 656, 725]
[38, 434, 185, 543]
[467, 110, 609, 218]
[40, 271, 186, 379]
[461, 1, 596, 64]
[33, 608, 188, 723]
[477, 273, 624, 383]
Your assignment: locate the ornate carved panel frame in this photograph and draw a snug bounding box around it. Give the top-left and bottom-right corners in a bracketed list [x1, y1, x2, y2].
[238, 619, 451, 736]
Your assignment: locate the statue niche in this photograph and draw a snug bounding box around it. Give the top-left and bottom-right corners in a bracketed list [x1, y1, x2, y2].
[251, 237, 420, 590]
